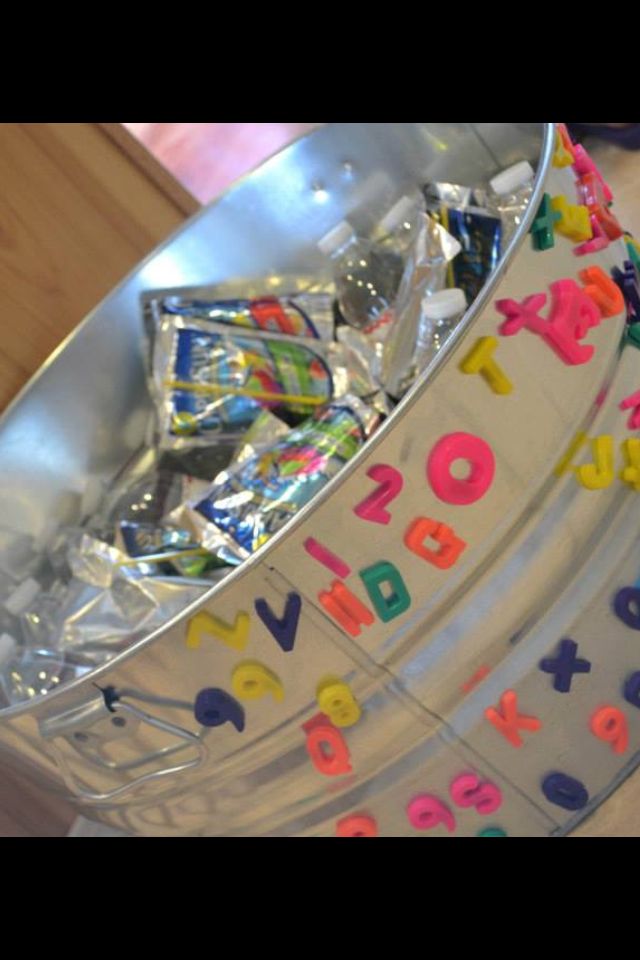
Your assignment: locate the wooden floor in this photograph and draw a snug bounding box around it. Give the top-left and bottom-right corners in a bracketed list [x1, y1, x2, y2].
[0, 123, 190, 413]
[0, 765, 75, 837]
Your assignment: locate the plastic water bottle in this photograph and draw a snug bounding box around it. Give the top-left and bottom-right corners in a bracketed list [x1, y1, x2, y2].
[415, 288, 468, 373]
[0, 576, 93, 707]
[388, 288, 467, 398]
[382, 215, 463, 399]
[376, 193, 424, 250]
[319, 222, 400, 330]
[0, 631, 80, 707]
[373, 194, 425, 293]
[486, 161, 535, 248]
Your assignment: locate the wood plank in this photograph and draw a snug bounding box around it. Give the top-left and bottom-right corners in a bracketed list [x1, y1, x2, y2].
[0, 122, 189, 413]
[0, 764, 75, 838]
[99, 122, 200, 218]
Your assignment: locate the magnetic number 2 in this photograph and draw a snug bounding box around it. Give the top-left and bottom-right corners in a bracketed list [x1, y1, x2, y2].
[354, 465, 404, 526]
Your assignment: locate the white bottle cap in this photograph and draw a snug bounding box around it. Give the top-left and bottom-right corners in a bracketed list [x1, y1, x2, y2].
[422, 289, 467, 323]
[0, 634, 17, 668]
[490, 161, 535, 197]
[4, 578, 40, 616]
[318, 221, 356, 257]
[378, 196, 418, 235]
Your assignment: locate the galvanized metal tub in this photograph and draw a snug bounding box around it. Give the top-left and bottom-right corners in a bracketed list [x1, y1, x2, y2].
[0, 122, 637, 837]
